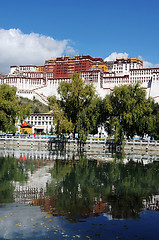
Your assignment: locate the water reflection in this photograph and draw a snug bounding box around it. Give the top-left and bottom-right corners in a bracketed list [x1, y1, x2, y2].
[0, 148, 159, 239]
[0, 149, 159, 219]
[44, 156, 159, 221]
[0, 155, 28, 204]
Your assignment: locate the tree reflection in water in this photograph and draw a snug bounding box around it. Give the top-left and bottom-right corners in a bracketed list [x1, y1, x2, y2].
[43, 154, 159, 222]
[0, 152, 159, 223]
[0, 155, 28, 203]
[0, 155, 46, 204]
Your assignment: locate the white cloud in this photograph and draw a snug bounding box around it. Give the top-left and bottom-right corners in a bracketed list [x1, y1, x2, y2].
[105, 52, 159, 69]
[0, 28, 77, 73]
[104, 52, 129, 61]
[143, 61, 153, 68]
[138, 55, 159, 68]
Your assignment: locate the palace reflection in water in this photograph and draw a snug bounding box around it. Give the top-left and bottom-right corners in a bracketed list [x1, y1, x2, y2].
[0, 147, 159, 239]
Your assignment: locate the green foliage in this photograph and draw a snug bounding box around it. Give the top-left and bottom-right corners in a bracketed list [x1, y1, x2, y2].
[41, 131, 46, 135]
[18, 96, 49, 114]
[148, 102, 159, 139]
[48, 73, 100, 141]
[0, 156, 28, 203]
[49, 125, 54, 135]
[46, 156, 159, 221]
[102, 84, 154, 141]
[18, 103, 31, 124]
[48, 95, 73, 136]
[0, 84, 50, 134]
[0, 84, 20, 133]
[18, 96, 50, 125]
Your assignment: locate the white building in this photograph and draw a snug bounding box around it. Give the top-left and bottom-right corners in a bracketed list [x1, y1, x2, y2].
[106, 58, 143, 76]
[24, 113, 53, 134]
[0, 57, 159, 103]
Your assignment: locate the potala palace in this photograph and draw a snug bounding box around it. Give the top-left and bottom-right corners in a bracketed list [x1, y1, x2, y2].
[0, 55, 159, 104]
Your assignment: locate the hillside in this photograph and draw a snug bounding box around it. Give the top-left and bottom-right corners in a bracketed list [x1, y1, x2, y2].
[18, 96, 50, 114]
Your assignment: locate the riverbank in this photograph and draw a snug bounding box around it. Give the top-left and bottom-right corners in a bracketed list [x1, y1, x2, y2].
[1, 136, 159, 154]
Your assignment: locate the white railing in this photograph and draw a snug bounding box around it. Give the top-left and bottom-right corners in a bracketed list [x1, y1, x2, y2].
[0, 135, 108, 144]
[126, 139, 159, 146]
[0, 135, 49, 141]
[0, 135, 158, 146]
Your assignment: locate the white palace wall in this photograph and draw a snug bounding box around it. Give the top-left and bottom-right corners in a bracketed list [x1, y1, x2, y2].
[1, 64, 159, 104]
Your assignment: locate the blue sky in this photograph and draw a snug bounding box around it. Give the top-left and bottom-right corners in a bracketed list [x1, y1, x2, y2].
[0, 0, 159, 72]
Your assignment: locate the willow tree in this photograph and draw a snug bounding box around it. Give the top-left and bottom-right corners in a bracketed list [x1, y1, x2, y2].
[48, 95, 73, 137]
[148, 101, 159, 140]
[102, 83, 154, 142]
[48, 73, 100, 141]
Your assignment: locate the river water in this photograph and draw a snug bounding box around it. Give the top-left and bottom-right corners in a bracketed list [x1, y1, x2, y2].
[0, 147, 159, 240]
